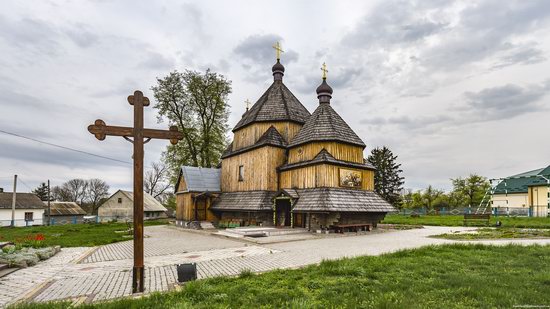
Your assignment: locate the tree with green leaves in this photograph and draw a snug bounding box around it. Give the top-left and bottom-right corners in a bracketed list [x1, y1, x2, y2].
[32, 182, 50, 201]
[450, 174, 490, 207]
[151, 69, 231, 178]
[367, 146, 404, 206]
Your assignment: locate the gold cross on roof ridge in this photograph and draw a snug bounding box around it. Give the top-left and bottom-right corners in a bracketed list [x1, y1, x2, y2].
[272, 42, 284, 60]
[321, 62, 328, 79]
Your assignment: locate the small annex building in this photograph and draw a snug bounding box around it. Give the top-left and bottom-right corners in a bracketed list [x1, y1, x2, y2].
[0, 192, 44, 227]
[175, 53, 396, 231]
[175, 166, 221, 225]
[98, 190, 168, 222]
[491, 165, 549, 217]
[46, 201, 87, 225]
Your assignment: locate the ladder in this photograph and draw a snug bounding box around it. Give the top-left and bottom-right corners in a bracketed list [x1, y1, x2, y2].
[475, 179, 504, 214]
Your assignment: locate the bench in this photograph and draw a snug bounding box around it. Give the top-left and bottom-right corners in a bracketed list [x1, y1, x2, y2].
[463, 214, 490, 226]
[332, 224, 372, 234]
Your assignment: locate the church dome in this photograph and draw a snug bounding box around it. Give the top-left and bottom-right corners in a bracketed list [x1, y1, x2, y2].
[316, 79, 333, 97]
[272, 60, 285, 75]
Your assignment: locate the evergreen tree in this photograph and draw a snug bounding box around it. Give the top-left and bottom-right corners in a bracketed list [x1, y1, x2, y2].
[32, 182, 50, 201]
[367, 146, 405, 207]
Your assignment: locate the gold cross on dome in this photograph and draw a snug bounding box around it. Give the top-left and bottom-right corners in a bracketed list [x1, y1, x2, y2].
[321, 62, 328, 79]
[245, 99, 251, 110]
[272, 42, 284, 60]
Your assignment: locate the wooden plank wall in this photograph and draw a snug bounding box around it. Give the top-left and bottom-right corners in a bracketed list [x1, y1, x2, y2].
[280, 164, 374, 190]
[288, 142, 364, 164]
[175, 193, 219, 221]
[221, 146, 287, 192]
[232, 122, 303, 151]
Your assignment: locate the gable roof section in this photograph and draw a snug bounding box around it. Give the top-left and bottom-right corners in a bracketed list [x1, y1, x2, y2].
[48, 202, 87, 216]
[493, 165, 550, 194]
[278, 148, 375, 171]
[0, 192, 44, 209]
[103, 190, 167, 212]
[291, 188, 396, 213]
[233, 82, 311, 131]
[221, 126, 287, 159]
[177, 166, 221, 193]
[288, 102, 365, 148]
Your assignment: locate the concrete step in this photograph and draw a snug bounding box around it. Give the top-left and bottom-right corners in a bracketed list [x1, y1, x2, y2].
[0, 264, 8, 271]
[200, 222, 216, 229]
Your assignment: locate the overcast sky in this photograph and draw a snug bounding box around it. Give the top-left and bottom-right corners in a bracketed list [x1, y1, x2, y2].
[1, 0, 549, 193]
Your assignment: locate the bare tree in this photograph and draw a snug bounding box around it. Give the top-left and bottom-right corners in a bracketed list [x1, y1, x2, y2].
[57, 179, 88, 204]
[85, 179, 110, 214]
[51, 185, 71, 201]
[144, 162, 171, 202]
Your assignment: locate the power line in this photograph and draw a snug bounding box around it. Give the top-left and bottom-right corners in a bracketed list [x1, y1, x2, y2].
[0, 129, 132, 166]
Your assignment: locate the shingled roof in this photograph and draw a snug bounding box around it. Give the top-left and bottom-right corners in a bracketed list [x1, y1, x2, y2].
[278, 149, 375, 171]
[232, 61, 311, 132]
[493, 165, 550, 194]
[210, 191, 276, 211]
[222, 126, 287, 159]
[290, 188, 396, 213]
[0, 192, 44, 209]
[288, 80, 365, 148]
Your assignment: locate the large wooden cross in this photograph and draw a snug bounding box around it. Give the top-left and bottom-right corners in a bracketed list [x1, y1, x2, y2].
[87, 90, 183, 293]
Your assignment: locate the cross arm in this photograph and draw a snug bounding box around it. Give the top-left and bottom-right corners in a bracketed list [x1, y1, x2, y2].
[88, 119, 183, 145]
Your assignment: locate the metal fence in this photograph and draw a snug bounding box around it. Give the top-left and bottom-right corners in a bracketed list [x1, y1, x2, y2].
[398, 207, 533, 217]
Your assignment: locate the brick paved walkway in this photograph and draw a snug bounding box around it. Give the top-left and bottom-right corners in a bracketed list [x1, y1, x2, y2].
[2, 225, 550, 307]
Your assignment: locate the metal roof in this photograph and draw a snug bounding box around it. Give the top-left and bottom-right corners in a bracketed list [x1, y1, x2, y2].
[179, 166, 221, 193]
[47, 202, 87, 216]
[493, 165, 550, 194]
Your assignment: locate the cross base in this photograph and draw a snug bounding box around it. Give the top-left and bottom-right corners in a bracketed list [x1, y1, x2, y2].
[132, 266, 145, 293]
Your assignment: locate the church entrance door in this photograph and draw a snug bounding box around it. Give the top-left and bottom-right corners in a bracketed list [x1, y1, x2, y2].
[275, 198, 291, 227]
[194, 198, 207, 221]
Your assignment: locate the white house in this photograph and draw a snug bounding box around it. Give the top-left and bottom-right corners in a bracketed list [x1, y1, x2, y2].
[0, 192, 45, 227]
[97, 190, 167, 222]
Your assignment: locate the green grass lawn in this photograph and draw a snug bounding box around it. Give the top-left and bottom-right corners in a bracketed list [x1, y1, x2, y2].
[11, 244, 550, 309]
[0, 219, 169, 248]
[434, 227, 550, 240]
[383, 214, 550, 228]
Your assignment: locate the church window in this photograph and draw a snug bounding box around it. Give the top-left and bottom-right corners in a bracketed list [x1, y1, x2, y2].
[238, 165, 244, 181]
[118, 198, 122, 204]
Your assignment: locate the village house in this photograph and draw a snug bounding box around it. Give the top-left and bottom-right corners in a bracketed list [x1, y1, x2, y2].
[98, 190, 168, 222]
[175, 52, 396, 231]
[491, 165, 550, 217]
[0, 191, 44, 227]
[45, 201, 87, 225]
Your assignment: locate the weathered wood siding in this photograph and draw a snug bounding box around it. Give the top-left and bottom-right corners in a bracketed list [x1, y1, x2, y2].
[176, 192, 218, 221]
[280, 164, 374, 190]
[221, 146, 287, 191]
[232, 122, 303, 151]
[288, 142, 364, 164]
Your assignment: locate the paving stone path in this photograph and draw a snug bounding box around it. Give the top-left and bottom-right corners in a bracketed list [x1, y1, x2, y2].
[2, 225, 550, 307]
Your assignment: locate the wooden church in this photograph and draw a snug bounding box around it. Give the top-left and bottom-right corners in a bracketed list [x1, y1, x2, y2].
[175, 47, 395, 231]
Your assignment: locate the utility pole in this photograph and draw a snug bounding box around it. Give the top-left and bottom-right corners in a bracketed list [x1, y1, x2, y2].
[47, 179, 51, 226]
[11, 175, 17, 227]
